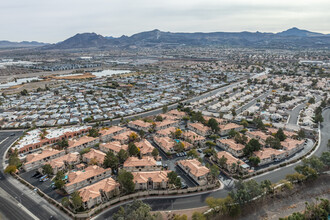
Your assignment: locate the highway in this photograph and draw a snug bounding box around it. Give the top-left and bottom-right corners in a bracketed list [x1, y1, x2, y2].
[94, 108, 330, 220]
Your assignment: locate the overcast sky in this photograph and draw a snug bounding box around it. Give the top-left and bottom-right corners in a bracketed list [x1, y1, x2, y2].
[1, 0, 329, 43]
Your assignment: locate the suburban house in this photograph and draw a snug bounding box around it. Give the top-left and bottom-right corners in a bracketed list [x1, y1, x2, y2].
[78, 177, 120, 209]
[47, 152, 80, 174]
[217, 138, 245, 157]
[177, 159, 210, 186]
[132, 171, 170, 190]
[99, 126, 126, 142]
[82, 149, 106, 166]
[99, 141, 128, 154]
[268, 128, 296, 138]
[154, 120, 179, 131]
[64, 165, 112, 194]
[219, 123, 244, 136]
[123, 156, 162, 172]
[153, 136, 176, 154]
[135, 139, 155, 156]
[127, 120, 152, 132]
[23, 149, 66, 171]
[253, 148, 286, 166]
[187, 123, 211, 136]
[67, 136, 99, 153]
[216, 151, 249, 173]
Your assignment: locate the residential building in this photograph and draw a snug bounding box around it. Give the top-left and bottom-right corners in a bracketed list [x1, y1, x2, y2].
[219, 123, 243, 136]
[64, 165, 112, 194]
[153, 136, 176, 154]
[123, 156, 162, 172]
[99, 126, 126, 142]
[23, 149, 66, 171]
[79, 177, 120, 209]
[67, 136, 99, 153]
[177, 159, 209, 186]
[217, 139, 245, 157]
[82, 149, 106, 166]
[188, 123, 211, 136]
[132, 171, 169, 190]
[47, 152, 80, 174]
[216, 151, 248, 173]
[127, 120, 152, 132]
[135, 139, 155, 156]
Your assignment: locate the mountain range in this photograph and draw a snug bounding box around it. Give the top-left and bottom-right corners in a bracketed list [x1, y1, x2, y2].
[1, 28, 329, 50]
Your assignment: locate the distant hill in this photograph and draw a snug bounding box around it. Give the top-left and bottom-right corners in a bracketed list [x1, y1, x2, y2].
[276, 27, 325, 37]
[38, 27, 330, 50]
[0, 40, 47, 49]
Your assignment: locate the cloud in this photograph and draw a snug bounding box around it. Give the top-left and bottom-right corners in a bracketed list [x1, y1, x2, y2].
[0, 0, 329, 43]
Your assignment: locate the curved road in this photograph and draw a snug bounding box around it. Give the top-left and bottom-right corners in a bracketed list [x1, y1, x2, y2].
[94, 108, 330, 219]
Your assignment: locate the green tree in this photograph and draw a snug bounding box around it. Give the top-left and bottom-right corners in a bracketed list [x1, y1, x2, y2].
[8, 149, 21, 168]
[174, 128, 183, 138]
[155, 115, 163, 122]
[42, 164, 53, 175]
[187, 149, 199, 158]
[162, 106, 168, 113]
[151, 148, 159, 158]
[275, 128, 286, 141]
[228, 129, 238, 138]
[320, 152, 330, 166]
[88, 128, 100, 137]
[265, 136, 282, 149]
[210, 164, 220, 180]
[207, 118, 220, 133]
[286, 172, 306, 183]
[192, 212, 206, 220]
[128, 143, 140, 156]
[243, 138, 262, 156]
[249, 156, 260, 166]
[253, 117, 265, 130]
[167, 171, 181, 188]
[218, 155, 228, 168]
[71, 191, 82, 211]
[240, 119, 249, 128]
[113, 200, 163, 220]
[61, 197, 70, 208]
[4, 165, 17, 174]
[118, 149, 128, 164]
[117, 170, 135, 193]
[57, 139, 69, 149]
[297, 129, 306, 139]
[80, 147, 91, 155]
[173, 214, 187, 220]
[103, 151, 119, 172]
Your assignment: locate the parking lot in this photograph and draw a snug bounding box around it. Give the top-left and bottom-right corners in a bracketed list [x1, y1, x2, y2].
[20, 169, 64, 202]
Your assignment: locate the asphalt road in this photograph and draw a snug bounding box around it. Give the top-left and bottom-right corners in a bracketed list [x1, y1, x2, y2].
[288, 103, 306, 125]
[94, 108, 330, 220]
[0, 131, 70, 220]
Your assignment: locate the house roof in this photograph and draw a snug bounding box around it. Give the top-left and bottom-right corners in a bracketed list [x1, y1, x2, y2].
[132, 171, 169, 184]
[123, 156, 157, 168]
[100, 141, 128, 153]
[99, 126, 125, 137]
[219, 123, 242, 131]
[135, 139, 154, 155]
[25, 149, 64, 165]
[66, 165, 110, 187]
[178, 159, 210, 177]
[68, 136, 97, 149]
[156, 127, 176, 136]
[83, 149, 106, 164]
[48, 152, 80, 169]
[217, 151, 245, 166]
[253, 148, 285, 160]
[182, 130, 205, 141]
[153, 136, 175, 151]
[218, 139, 245, 151]
[128, 120, 152, 128]
[78, 177, 119, 202]
[189, 122, 211, 133]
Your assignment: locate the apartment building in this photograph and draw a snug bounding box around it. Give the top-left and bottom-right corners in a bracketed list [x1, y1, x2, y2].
[23, 149, 66, 171]
[217, 138, 245, 157]
[123, 156, 161, 172]
[127, 120, 152, 132]
[99, 126, 126, 142]
[132, 171, 169, 190]
[177, 159, 210, 186]
[64, 165, 111, 194]
[67, 136, 99, 153]
[153, 136, 176, 154]
[82, 149, 106, 166]
[187, 123, 211, 136]
[78, 177, 120, 209]
[216, 151, 248, 173]
[135, 139, 155, 156]
[219, 123, 243, 136]
[47, 152, 80, 174]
